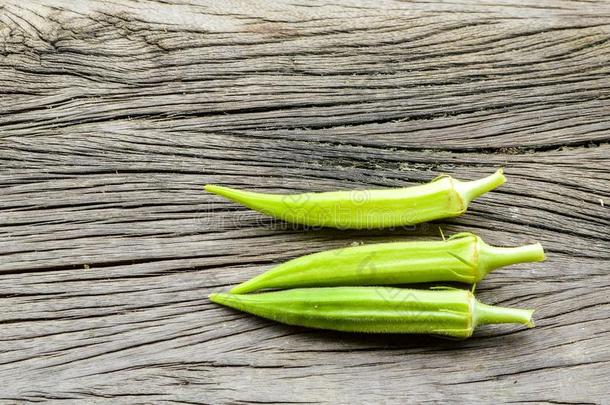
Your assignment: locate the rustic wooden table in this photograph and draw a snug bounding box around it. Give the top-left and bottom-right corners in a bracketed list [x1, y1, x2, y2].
[1, 1, 609, 403]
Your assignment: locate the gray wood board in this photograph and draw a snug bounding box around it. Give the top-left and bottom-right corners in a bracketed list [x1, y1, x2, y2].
[1, 0, 609, 403]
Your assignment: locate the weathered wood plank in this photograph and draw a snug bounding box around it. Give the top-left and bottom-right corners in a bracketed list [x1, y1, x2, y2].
[0, 0, 609, 403]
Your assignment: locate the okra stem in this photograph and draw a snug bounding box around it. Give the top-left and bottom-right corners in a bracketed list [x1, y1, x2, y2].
[479, 242, 545, 272]
[455, 169, 506, 205]
[474, 302, 535, 327]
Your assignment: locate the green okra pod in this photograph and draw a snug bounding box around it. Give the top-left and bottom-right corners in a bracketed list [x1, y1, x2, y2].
[209, 287, 534, 338]
[230, 232, 545, 294]
[205, 169, 506, 229]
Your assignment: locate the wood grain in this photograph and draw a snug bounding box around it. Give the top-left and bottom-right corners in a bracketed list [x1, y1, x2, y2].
[1, 0, 609, 403]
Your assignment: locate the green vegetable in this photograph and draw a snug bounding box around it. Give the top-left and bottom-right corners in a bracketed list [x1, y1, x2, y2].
[205, 169, 506, 229]
[209, 287, 534, 338]
[230, 232, 545, 294]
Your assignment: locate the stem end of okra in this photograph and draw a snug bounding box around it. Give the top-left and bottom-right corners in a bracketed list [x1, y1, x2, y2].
[479, 241, 546, 276]
[520, 242, 546, 263]
[456, 169, 506, 205]
[474, 301, 535, 328]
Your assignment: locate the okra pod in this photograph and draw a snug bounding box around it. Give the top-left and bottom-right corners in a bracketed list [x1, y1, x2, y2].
[230, 232, 545, 294]
[205, 169, 506, 229]
[209, 287, 534, 338]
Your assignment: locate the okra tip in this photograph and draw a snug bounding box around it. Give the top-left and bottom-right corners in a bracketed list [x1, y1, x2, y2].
[204, 184, 228, 195]
[209, 292, 232, 306]
[204, 184, 259, 208]
[230, 281, 256, 294]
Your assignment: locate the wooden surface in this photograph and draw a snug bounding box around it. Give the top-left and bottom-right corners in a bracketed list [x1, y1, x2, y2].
[1, 0, 609, 403]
